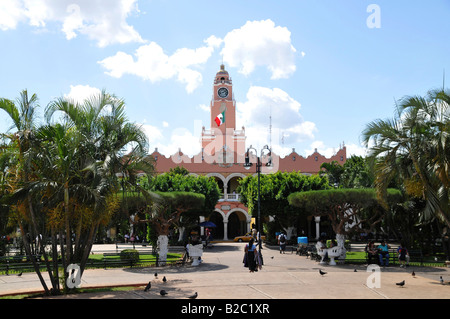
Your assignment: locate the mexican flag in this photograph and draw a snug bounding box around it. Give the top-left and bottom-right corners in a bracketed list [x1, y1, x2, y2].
[215, 111, 225, 126]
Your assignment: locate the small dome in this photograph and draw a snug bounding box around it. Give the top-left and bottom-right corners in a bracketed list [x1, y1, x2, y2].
[217, 64, 228, 75]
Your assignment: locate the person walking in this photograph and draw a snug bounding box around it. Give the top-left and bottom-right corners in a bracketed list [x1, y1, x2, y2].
[278, 232, 287, 254]
[244, 238, 259, 273]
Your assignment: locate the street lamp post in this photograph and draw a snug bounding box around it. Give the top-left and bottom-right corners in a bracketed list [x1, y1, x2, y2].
[244, 145, 272, 265]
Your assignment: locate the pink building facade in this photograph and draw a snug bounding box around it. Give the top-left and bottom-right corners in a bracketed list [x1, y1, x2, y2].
[149, 65, 347, 240]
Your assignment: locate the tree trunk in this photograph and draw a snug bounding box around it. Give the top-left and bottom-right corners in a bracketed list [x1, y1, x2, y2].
[336, 233, 347, 260]
[157, 235, 169, 266]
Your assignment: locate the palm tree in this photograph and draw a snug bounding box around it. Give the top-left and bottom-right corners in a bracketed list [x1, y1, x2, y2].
[0, 90, 58, 294]
[362, 88, 450, 229]
[45, 90, 152, 281]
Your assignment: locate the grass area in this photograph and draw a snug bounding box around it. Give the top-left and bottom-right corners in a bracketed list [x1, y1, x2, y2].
[344, 251, 447, 267]
[88, 252, 183, 263]
[0, 252, 184, 275]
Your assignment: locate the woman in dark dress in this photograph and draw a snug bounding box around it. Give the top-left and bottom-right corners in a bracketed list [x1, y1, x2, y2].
[244, 238, 258, 272]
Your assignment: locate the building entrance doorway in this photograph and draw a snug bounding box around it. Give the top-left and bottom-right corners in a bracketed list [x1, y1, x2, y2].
[227, 211, 247, 240]
[208, 211, 224, 240]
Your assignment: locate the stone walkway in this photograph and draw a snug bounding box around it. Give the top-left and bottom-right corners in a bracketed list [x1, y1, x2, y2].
[1, 242, 449, 300]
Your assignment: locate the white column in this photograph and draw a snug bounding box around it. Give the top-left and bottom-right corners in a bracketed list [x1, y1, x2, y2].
[223, 221, 228, 240]
[199, 216, 205, 236]
[315, 216, 321, 240]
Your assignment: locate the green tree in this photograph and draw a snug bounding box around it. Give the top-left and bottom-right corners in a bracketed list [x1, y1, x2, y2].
[0, 90, 55, 293]
[0, 89, 151, 295]
[340, 156, 374, 188]
[136, 191, 205, 265]
[237, 171, 330, 238]
[288, 188, 403, 258]
[362, 88, 450, 229]
[320, 161, 344, 187]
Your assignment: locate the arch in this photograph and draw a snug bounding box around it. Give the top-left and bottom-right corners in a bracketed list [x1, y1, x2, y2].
[205, 172, 226, 184]
[226, 208, 250, 239]
[224, 172, 246, 184]
[225, 207, 251, 223]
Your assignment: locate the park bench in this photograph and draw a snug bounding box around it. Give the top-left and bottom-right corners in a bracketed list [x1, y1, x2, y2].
[102, 252, 136, 269]
[0, 254, 44, 275]
[403, 249, 424, 266]
[364, 248, 423, 266]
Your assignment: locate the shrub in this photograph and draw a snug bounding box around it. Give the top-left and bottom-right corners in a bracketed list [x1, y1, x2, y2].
[120, 249, 139, 262]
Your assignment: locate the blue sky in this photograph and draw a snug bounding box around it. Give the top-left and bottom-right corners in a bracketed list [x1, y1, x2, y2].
[1, 0, 449, 159]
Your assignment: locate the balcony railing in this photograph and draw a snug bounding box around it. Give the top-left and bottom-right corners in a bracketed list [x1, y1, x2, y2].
[219, 193, 241, 201]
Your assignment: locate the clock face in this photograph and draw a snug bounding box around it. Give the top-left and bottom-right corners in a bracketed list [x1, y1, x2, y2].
[218, 87, 229, 98]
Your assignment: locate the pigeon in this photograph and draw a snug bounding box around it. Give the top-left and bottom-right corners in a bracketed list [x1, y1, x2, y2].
[154, 272, 158, 279]
[319, 269, 327, 276]
[440, 276, 444, 285]
[411, 271, 415, 277]
[188, 292, 198, 299]
[17, 272, 22, 277]
[354, 269, 357, 272]
[271, 256, 274, 259]
[160, 289, 168, 296]
[162, 276, 167, 283]
[144, 281, 151, 292]
[396, 280, 405, 287]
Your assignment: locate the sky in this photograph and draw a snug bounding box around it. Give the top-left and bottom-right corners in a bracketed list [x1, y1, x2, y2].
[1, 0, 449, 160]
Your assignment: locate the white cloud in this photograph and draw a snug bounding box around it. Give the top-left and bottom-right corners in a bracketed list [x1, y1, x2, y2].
[221, 19, 297, 79]
[99, 40, 217, 93]
[141, 124, 164, 145]
[64, 84, 102, 104]
[0, 0, 26, 30]
[345, 142, 368, 157]
[197, 104, 210, 112]
[0, 0, 144, 47]
[237, 86, 317, 152]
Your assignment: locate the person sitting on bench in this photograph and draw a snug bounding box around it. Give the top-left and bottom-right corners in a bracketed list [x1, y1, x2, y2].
[378, 240, 391, 266]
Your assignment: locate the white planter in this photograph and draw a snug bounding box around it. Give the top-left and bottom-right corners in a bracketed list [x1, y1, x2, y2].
[188, 244, 204, 266]
[445, 261, 450, 268]
[328, 247, 341, 266]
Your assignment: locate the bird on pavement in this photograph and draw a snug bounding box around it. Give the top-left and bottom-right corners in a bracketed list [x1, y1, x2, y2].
[354, 269, 357, 272]
[144, 281, 151, 292]
[17, 272, 22, 277]
[160, 289, 168, 296]
[188, 292, 198, 299]
[411, 270, 415, 277]
[440, 276, 444, 285]
[163, 276, 167, 283]
[396, 280, 405, 287]
[154, 272, 158, 279]
[319, 269, 327, 276]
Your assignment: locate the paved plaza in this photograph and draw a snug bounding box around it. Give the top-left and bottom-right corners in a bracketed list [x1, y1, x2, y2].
[0, 242, 449, 300]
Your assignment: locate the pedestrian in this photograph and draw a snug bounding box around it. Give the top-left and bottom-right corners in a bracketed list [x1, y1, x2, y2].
[278, 232, 287, 254]
[244, 238, 259, 273]
[397, 243, 410, 267]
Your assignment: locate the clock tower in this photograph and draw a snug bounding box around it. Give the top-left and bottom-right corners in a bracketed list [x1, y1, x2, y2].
[201, 64, 246, 163]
